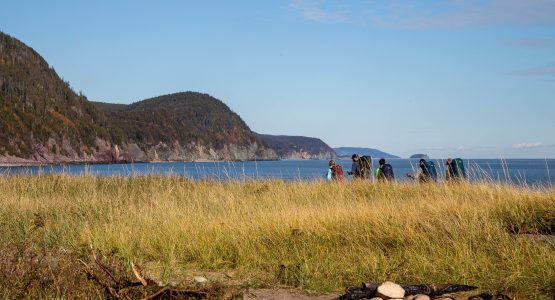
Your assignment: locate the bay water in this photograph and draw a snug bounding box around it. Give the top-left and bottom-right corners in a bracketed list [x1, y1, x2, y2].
[1, 159, 554, 186]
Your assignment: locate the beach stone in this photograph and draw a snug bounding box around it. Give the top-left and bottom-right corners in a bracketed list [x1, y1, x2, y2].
[431, 295, 455, 300]
[376, 281, 405, 299]
[370, 298, 383, 300]
[407, 295, 430, 300]
[193, 276, 208, 283]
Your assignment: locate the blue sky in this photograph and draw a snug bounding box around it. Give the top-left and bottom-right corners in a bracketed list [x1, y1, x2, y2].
[1, 0, 554, 158]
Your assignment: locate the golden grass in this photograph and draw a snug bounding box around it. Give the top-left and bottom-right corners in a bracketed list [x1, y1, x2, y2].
[1, 175, 554, 298]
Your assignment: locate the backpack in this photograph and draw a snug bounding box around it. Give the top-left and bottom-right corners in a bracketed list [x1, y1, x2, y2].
[452, 158, 466, 179]
[358, 156, 372, 179]
[424, 161, 438, 181]
[360, 156, 372, 169]
[380, 164, 394, 180]
[331, 165, 344, 179]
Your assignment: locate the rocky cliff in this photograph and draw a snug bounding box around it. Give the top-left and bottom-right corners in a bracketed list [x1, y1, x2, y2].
[93, 92, 278, 161]
[255, 134, 336, 160]
[0, 32, 277, 164]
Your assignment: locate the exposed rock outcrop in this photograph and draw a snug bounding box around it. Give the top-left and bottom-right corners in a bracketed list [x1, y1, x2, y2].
[255, 134, 336, 160]
[0, 32, 278, 164]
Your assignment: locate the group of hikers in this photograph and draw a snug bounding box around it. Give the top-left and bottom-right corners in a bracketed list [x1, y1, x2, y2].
[326, 154, 466, 183]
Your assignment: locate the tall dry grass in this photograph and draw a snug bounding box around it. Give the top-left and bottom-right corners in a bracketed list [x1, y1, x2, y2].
[0, 174, 554, 298]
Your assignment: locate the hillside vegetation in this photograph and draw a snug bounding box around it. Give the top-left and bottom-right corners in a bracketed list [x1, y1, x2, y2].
[0, 32, 119, 159]
[93, 92, 277, 160]
[0, 32, 276, 162]
[109, 93, 255, 148]
[1, 176, 554, 299]
[256, 134, 336, 159]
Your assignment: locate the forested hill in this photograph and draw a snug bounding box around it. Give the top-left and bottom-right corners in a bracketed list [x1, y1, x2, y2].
[255, 134, 336, 160]
[0, 32, 120, 163]
[0, 32, 277, 163]
[93, 92, 278, 161]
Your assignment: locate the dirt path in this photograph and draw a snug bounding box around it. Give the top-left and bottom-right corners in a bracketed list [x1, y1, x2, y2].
[245, 289, 340, 300]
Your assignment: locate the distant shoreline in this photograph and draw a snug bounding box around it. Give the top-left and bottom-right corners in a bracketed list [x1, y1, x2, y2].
[2, 157, 554, 168]
[0, 161, 144, 168]
[0, 158, 283, 167]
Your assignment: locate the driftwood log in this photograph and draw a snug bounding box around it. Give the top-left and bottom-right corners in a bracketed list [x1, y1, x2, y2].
[339, 282, 478, 299]
[79, 248, 217, 299]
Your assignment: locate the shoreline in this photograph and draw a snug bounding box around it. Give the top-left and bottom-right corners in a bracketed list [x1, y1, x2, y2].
[0, 158, 282, 167]
[3, 157, 554, 167]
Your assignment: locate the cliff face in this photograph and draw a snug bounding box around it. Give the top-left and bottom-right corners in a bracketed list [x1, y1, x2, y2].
[93, 92, 277, 161]
[255, 134, 336, 160]
[0, 32, 122, 164]
[0, 32, 277, 163]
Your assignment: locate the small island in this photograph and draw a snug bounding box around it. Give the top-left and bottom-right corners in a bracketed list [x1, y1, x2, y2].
[410, 154, 430, 160]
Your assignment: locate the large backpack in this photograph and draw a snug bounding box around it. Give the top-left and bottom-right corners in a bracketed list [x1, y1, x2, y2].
[358, 155, 372, 179]
[331, 165, 344, 179]
[452, 158, 466, 179]
[381, 163, 394, 180]
[424, 161, 438, 181]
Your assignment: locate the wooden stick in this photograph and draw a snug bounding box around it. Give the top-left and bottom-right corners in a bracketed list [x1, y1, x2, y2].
[141, 286, 170, 300]
[131, 262, 148, 287]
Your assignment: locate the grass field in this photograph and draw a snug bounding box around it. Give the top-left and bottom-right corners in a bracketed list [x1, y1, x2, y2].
[0, 175, 554, 299]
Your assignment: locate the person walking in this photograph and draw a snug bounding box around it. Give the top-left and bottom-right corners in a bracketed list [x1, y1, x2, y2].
[348, 154, 363, 179]
[407, 159, 436, 183]
[376, 158, 395, 182]
[446, 158, 466, 182]
[326, 159, 344, 181]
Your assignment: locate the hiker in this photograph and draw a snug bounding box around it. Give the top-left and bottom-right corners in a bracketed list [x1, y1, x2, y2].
[407, 159, 437, 183]
[326, 160, 344, 181]
[348, 154, 362, 178]
[359, 155, 372, 179]
[376, 158, 394, 181]
[446, 158, 455, 181]
[348, 154, 371, 180]
[446, 158, 466, 182]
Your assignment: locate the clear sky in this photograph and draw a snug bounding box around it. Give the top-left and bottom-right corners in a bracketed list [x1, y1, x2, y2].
[2, 0, 554, 158]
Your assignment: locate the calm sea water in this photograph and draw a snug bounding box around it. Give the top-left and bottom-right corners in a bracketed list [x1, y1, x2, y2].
[1, 159, 554, 185]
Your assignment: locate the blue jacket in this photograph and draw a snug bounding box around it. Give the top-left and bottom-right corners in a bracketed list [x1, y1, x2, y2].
[350, 161, 360, 176]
